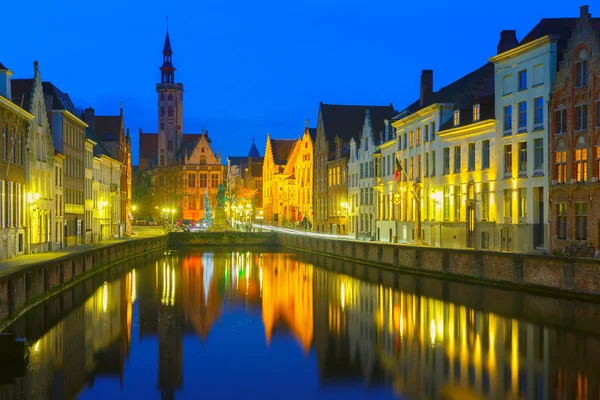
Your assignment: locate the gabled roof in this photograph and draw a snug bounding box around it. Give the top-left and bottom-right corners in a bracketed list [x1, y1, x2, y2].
[228, 156, 247, 166]
[42, 81, 79, 115]
[95, 116, 121, 142]
[519, 17, 600, 65]
[319, 103, 396, 148]
[270, 138, 297, 165]
[10, 79, 34, 111]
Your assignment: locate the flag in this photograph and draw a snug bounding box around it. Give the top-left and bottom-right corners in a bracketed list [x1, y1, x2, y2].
[395, 157, 402, 182]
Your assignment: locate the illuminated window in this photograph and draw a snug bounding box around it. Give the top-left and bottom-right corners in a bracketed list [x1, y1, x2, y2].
[555, 138, 567, 183]
[416, 127, 421, 145]
[574, 139, 588, 183]
[556, 203, 567, 240]
[188, 173, 196, 188]
[409, 130, 414, 147]
[199, 173, 207, 187]
[473, 105, 480, 122]
[453, 110, 460, 126]
[443, 187, 450, 220]
[211, 173, 219, 188]
[453, 185, 460, 221]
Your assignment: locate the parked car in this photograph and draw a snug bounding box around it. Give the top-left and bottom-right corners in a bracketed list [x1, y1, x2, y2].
[175, 219, 183, 227]
[147, 218, 158, 226]
[135, 218, 147, 226]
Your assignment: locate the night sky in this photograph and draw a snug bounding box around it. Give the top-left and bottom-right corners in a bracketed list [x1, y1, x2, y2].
[1, 0, 577, 165]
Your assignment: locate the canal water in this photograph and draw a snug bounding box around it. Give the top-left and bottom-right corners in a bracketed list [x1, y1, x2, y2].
[1, 247, 599, 399]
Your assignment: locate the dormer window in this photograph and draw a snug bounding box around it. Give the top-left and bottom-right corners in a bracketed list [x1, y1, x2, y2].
[473, 105, 480, 122]
[453, 110, 460, 126]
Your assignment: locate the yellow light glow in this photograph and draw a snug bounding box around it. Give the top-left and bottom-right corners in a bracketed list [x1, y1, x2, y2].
[171, 267, 175, 306]
[32, 341, 40, 353]
[131, 269, 137, 303]
[132, 205, 137, 211]
[102, 282, 108, 312]
[341, 283, 345, 310]
[430, 319, 436, 345]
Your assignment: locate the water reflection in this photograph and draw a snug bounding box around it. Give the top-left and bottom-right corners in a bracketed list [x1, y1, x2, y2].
[2, 248, 600, 399]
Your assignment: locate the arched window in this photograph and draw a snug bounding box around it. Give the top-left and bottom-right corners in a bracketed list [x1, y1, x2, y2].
[160, 107, 165, 117]
[555, 138, 567, 183]
[574, 135, 588, 183]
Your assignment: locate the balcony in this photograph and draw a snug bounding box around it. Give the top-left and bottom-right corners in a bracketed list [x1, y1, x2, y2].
[65, 203, 84, 215]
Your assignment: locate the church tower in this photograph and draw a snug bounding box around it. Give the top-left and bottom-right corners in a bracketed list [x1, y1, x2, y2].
[157, 27, 184, 167]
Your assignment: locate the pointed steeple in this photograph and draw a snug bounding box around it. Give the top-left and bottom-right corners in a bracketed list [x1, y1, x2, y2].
[248, 138, 261, 158]
[159, 24, 175, 84]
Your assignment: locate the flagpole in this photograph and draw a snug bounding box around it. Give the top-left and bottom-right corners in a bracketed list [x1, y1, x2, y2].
[395, 155, 423, 245]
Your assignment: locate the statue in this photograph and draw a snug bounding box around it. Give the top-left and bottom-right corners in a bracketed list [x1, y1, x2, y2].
[216, 183, 226, 207]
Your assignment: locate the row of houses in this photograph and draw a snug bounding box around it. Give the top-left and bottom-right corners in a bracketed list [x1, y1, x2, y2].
[260, 6, 600, 254]
[0, 60, 132, 261]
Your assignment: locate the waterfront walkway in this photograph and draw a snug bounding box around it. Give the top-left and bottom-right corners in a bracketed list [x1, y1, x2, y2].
[0, 227, 165, 277]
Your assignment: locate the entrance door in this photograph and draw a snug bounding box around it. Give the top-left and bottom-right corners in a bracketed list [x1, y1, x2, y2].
[501, 227, 512, 252]
[533, 187, 544, 249]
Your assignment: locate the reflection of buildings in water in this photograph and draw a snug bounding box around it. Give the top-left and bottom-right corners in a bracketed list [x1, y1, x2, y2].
[312, 264, 600, 400]
[261, 253, 313, 353]
[223, 251, 261, 309]
[0, 271, 134, 399]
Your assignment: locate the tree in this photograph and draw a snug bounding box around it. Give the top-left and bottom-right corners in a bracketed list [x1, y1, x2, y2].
[202, 188, 213, 228]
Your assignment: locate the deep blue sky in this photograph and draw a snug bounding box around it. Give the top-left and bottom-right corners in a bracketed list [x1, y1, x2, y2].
[2, 0, 579, 165]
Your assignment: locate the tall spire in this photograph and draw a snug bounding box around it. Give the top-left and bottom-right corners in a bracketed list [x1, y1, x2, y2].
[160, 21, 175, 84]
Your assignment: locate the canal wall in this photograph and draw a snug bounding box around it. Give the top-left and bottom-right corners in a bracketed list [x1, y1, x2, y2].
[168, 231, 278, 247]
[278, 233, 600, 299]
[0, 235, 167, 329]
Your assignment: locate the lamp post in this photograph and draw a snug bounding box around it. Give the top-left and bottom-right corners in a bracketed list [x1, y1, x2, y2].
[131, 205, 137, 235]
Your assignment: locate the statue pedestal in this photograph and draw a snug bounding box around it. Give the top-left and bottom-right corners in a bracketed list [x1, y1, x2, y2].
[207, 207, 233, 231]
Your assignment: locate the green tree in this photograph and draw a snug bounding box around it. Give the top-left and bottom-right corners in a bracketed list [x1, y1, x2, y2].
[202, 188, 213, 228]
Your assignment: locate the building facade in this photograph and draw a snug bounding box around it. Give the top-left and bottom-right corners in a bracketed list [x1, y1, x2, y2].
[314, 103, 395, 235]
[138, 30, 224, 222]
[0, 62, 32, 260]
[295, 121, 315, 227]
[262, 134, 297, 224]
[54, 151, 65, 249]
[43, 82, 87, 247]
[549, 6, 600, 252]
[11, 61, 56, 254]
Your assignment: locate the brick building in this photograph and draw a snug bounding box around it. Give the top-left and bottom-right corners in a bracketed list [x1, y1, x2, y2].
[550, 6, 600, 252]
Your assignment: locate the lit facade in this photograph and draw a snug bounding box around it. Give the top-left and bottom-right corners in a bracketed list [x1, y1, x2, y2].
[262, 134, 297, 224]
[12, 62, 56, 254]
[0, 62, 32, 260]
[489, 31, 556, 253]
[295, 122, 315, 225]
[549, 6, 600, 252]
[54, 151, 65, 249]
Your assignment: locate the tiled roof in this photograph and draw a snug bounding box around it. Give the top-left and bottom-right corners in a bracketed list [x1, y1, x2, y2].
[10, 79, 34, 111]
[270, 138, 297, 165]
[228, 156, 247, 166]
[42, 82, 79, 115]
[95, 116, 121, 142]
[86, 127, 114, 158]
[319, 103, 396, 149]
[398, 62, 494, 118]
[439, 94, 495, 132]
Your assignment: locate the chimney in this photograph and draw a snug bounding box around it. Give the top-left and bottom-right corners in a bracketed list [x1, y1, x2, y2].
[84, 107, 95, 131]
[0, 63, 13, 101]
[497, 30, 519, 54]
[420, 70, 433, 108]
[580, 5, 590, 18]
